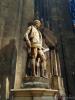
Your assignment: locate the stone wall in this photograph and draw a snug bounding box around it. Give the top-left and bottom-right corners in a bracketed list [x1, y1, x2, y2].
[0, 0, 34, 99]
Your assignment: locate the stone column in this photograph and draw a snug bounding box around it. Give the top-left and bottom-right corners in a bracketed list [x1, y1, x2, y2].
[0, 0, 6, 49]
[6, 77, 10, 100]
[1, 76, 6, 100]
[0, 19, 5, 49]
[0, 77, 1, 99]
[51, 49, 65, 97]
[14, 0, 34, 89]
[56, 53, 65, 96]
[50, 49, 58, 76]
[51, 49, 59, 89]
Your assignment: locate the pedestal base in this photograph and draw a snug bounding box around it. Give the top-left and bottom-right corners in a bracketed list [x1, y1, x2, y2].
[11, 88, 58, 100]
[22, 76, 49, 88]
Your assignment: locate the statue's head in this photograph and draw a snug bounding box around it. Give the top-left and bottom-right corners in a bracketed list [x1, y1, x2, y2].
[33, 20, 41, 28]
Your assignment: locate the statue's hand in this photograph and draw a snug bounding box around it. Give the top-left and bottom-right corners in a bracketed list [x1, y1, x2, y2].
[26, 40, 31, 48]
[43, 48, 49, 53]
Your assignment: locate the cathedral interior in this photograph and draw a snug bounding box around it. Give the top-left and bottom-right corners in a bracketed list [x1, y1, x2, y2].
[0, 0, 75, 100]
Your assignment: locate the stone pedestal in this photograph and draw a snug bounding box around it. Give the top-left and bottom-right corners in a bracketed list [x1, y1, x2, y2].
[11, 88, 58, 100]
[11, 76, 59, 100]
[22, 76, 49, 89]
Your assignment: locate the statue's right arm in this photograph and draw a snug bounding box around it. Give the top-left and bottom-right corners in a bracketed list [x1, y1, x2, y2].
[24, 26, 32, 48]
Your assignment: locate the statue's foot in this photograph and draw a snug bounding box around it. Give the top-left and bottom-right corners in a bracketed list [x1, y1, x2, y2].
[41, 75, 48, 78]
[42, 70, 48, 78]
[32, 73, 38, 77]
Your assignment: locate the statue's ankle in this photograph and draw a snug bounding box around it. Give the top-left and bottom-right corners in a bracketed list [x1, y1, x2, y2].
[44, 70, 48, 78]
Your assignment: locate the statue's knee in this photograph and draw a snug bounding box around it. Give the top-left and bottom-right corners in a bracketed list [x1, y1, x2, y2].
[31, 55, 36, 59]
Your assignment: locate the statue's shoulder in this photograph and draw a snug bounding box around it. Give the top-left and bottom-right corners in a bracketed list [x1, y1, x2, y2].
[27, 26, 32, 30]
[27, 25, 35, 31]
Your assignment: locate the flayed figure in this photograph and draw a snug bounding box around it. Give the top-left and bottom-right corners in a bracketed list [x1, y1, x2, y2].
[24, 20, 47, 77]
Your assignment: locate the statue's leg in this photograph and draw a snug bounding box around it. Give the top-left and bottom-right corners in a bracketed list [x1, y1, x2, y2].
[36, 57, 40, 76]
[31, 48, 37, 76]
[38, 49, 47, 77]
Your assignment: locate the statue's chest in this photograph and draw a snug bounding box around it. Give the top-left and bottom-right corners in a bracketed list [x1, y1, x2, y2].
[30, 27, 39, 38]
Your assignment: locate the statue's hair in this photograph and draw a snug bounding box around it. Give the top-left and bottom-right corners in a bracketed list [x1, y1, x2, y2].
[33, 20, 41, 25]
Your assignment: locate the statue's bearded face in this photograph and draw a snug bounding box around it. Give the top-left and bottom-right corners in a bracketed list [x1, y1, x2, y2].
[33, 20, 41, 28]
[36, 22, 41, 28]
